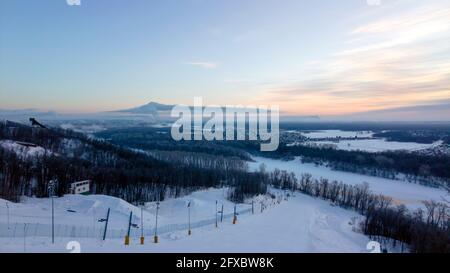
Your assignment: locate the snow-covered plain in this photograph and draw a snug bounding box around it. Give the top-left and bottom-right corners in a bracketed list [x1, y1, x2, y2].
[249, 157, 449, 210]
[300, 130, 373, 138]
[287, 130, 439, 153]
[315, 139, 440, 153]
[0, 188, 372, 253]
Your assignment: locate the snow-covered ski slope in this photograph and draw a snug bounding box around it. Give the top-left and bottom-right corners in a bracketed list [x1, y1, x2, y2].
[0, 188, 372, 253]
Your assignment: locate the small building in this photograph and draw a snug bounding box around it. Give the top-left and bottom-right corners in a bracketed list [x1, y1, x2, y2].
[69, 180, 91, 195]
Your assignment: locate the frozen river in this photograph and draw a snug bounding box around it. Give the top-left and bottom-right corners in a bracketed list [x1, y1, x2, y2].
[248, 156, 449, 210]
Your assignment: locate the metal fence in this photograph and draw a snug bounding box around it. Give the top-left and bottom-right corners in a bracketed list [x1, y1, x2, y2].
[0, 208, 252, 240]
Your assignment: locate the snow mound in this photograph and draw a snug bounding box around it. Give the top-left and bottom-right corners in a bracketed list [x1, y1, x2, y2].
[0, 140, 48, 159]
[2, 194, 152, 229]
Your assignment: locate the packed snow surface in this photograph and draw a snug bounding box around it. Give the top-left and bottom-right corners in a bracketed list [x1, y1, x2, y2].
[0, 188, 372, 253]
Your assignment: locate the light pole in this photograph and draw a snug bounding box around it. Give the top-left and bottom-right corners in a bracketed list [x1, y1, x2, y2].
[140, 206, 145, 245]
[51, 196, 54, 244]
[233, 204, 237, 224]
[5, 202, 9, 230]
[215, 200, 218, 228]
[154, 201, 160, 243]
[23, 223, 28, 253]
[47, 180, 57, 244]
[92, 207, 96, 232]
[125, 211, 132, 245]
[187, 201, 191, 235]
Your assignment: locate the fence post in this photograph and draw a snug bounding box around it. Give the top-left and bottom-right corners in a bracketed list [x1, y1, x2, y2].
[103, 208, 110, 241]
[5, 202, 9, 230]
[215, 200, 218, 228]
[34, 223, 39, 237]
[154, 202, 160, 243]
[71, 226, 76, 238]
[125, 211, 132, 245]
[23, 223, 28, 253]
[13, 223, 17, 238]
[188, 201, 192, 236]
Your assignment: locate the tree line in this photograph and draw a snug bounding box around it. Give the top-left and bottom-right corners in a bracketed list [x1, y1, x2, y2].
[226, 139, 450, 186]
[0, 121, 266, 204]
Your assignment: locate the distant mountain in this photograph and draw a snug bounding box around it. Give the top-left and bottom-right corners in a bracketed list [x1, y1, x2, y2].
[0, 108, 58, 116]
[113, 102, 320, 118]
[331, 101, 450, 122]
[112, 102, 174, 114]
[280, 115, 321, 122]
[111, 102, 310, 123]
[0, 109, 58, 123]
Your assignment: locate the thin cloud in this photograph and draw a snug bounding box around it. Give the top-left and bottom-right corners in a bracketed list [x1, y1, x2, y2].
[184, 61, 218, 69]
[258, 3, 450, 116]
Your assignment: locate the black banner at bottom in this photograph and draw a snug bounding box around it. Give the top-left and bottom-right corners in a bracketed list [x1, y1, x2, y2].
[1, 253, 445, 272]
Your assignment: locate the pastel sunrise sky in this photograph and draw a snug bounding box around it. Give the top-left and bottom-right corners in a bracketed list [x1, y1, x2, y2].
[1, 0, 449, 117]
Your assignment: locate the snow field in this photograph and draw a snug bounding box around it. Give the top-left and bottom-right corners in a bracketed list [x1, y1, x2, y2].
[286, 130, 440, 152]
[314, 139, 440, 153]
